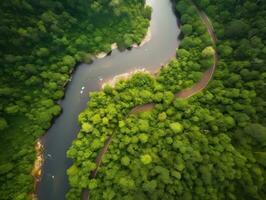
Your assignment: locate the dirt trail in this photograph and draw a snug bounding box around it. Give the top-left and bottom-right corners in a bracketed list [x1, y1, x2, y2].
[90, 136, 112, 178]
[131, 1, 218, 114]
[81, 136, 112, 199]
[82, 1, 218, 199]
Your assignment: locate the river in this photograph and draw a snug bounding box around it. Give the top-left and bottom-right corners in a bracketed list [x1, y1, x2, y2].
[37, 0, 180, 199]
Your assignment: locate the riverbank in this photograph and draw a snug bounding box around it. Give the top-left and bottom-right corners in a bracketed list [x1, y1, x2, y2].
[100, 49, 175, 90]
[37, 0, 180, 198]
[30, 139, 44, 199]
[95, 1, 152, 59]
[101, 68, 149, 88]
[86, 2, 218, 198]
[131, 0, 218, 113]
[33, 1, 153, 198]
[95, 26, 152, 59]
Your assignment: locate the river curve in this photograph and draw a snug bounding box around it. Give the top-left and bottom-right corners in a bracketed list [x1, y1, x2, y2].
[37, 0, 180, 199]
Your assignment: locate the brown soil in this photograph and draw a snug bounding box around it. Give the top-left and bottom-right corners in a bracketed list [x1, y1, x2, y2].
[130, 0, 218, 113]
[30, 139, 44, 199]
[81, 136, 113, 199]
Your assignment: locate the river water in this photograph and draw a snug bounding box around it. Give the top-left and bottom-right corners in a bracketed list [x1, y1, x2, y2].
[37, 0, 180, 199]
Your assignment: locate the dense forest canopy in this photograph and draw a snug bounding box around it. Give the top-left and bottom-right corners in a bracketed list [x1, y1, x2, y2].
[67, 0, 266, 199]
[0, 0, 151, 199]
[0, 0, 266, 199]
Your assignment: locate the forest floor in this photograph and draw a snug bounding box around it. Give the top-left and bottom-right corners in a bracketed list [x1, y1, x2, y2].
[82, 1, 218, 199]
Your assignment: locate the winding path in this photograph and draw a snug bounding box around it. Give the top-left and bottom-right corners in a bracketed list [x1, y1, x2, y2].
[131, 0, 217, 113]
[38, 0, 180, 199]
[82, 1, 218, 199]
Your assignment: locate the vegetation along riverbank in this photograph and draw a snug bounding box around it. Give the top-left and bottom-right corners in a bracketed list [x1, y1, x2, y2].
[67, 0, 266, 199]
[0, 0, 151, 199]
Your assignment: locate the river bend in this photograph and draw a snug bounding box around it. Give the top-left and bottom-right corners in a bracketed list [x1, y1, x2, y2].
[37, 0, 180, 199]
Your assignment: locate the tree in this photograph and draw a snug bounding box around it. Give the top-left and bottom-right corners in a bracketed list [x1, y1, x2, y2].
[199, 0, 210, 7]
[224, 116, 235, 129]
[225, 20, 249, 38]
[82, 53, 92, 64]
[0, 163, 14, 175]
[143, 180, 157, 191]
[254, 152, 266, 167]
[36, 48, 49, 57]
[118, 177, 135, 189]
[5, 105, 19, 114]
[244, 124, 266, 146]
[181, 37, 196, 49]
[88, 179, 98, 190]
[138, 119, 149, 132]
[121, 156, 130, 166]
[81, 123, 93, 133]
[0, 117, 8, 130]
[62, 55, 75, 66]
[103, 189, 116, 200]
[181, 24, 193, 35]
[123, 34, 133, 48]
[218, 44, 233, 57]
[92, 114, 101, 124]
[177, 49, 190, 58]
[202, 46, 215, 57]
[67, 165, 79, 177]
[140, 154, 152, 165]
[169, 122, 184, 133]
[158, 112, 167, 121]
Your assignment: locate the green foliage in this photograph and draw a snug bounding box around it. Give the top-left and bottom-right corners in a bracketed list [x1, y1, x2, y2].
[140, 154, 152, 165]
[81, 123, 93, 133]
[0, 118, 8, 130]
[66, 0, 266, 199]
[169, 122, 184, 133]
[202, 46, 215, 57]
[0, 163, 14, 175]
[0, 0, 151, 198]
[225, 19, 250, 38]
[254, 152, 266, 167]
[121, 156, 130, 166]
[218, 44, 233, 57]
[244, 124, 266, 144]
[139, 133, 148, 143]
[82, 53, 93, 64]
[181, 24, 193, 35]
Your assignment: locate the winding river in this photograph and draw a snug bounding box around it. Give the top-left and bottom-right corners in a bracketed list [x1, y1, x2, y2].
[37, 0, 180, 199]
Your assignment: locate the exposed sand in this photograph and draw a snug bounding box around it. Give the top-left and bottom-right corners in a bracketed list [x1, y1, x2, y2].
[111, 43, 118, 50]
[36, 2, 153, 199]
[101, 68, 149, 89]
[92, 0, 151, 60]
[88, 2, 219, 194]
[30, 139, 44, 199]
[94, 43, 117, 59]
[95, 26, 151, 60]
[95, 52, 108, 59]
[139, 27, 152, 47]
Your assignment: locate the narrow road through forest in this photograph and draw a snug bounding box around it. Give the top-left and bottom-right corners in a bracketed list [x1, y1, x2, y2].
[131, 0, 218, 113]
[82, 1, 218, 199]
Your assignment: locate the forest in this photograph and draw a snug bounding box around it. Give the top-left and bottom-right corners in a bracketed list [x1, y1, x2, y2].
[0, 0, 151, 199]
[67, 0, 266, 199]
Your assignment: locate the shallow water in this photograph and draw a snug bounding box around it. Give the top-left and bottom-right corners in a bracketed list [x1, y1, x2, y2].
[37, 0, 180, 199]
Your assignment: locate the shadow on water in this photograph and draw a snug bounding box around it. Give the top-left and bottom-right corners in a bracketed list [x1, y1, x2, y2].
[37, 0, 180, 199]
